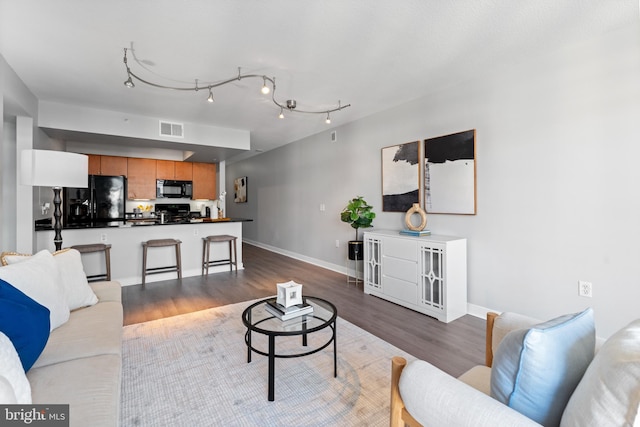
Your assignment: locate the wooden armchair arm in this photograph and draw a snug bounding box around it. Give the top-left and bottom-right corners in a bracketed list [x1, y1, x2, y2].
[391, 312, 501, 427]
[390, 356, 422, 427]
[485, 312, 499, 367]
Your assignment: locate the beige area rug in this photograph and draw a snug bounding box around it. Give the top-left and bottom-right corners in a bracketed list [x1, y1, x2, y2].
[121, 299, 415, 426]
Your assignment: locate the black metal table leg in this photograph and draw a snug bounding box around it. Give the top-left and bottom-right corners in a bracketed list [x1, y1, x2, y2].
[302, 315, 308, 346]
[333, 319, 337, 377]
[268, 335, 275, 401]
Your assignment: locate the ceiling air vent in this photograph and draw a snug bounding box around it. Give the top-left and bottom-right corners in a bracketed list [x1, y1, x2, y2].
[159, 121, 184, 138]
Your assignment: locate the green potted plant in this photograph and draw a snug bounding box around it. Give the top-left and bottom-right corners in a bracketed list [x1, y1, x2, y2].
[340, 196, 376, 260]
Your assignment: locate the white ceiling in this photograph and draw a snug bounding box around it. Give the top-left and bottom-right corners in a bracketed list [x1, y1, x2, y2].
[0, 0, 635, 163]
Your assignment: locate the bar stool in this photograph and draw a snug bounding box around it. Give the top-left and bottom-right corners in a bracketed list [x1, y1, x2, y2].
[70, 243, 112, 282]
[141, 239, 182, 286]
[202, 235, 237, 275]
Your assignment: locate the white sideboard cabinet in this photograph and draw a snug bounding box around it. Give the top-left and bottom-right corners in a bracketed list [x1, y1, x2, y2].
[363, 230, 467, 323]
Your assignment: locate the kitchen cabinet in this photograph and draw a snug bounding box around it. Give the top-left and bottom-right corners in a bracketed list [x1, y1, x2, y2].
[174, 162, 193, 180]
[156, 160, 193, 180]
[86, 154, 127, 176]
[127, 158, 157, 200]
[87, 155, 101, 175]
[192, 162, 216, 200]
[100, 156, 128, 176]
[363, 230, 467, 323]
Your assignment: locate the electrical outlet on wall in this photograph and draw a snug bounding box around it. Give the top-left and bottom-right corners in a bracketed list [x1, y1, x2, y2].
[578, 280, 593, 298]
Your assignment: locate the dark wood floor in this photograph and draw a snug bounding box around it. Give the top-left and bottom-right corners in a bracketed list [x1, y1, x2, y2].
[121, 243, 486, 377]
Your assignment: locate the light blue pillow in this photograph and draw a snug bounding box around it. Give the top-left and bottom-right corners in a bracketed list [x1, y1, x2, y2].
[490, 308, 595, 427]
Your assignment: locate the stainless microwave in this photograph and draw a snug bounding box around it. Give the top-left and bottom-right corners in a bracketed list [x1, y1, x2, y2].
[156, 180, 193, 199]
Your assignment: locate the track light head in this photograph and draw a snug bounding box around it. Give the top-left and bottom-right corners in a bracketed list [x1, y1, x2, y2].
[325, 113, 331, 124]
[261, 77, 270, 95]
[278, 108, 284, 119]
[207, 87, 214, 103]
[124, 75, 135, 88]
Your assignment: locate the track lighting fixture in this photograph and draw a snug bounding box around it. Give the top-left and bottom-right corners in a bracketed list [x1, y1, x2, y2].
[261, 77, 270, 95]
[121, 48, 349, 123]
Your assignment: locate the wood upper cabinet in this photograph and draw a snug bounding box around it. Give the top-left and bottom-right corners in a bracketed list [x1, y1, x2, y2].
[156, 160, 175, 180]
[87, 155, 101, 175]
[127, 158, 157, 200]
[174, 162, 193, 180]
[100, 156, 128, 176]
[87, 154, 127, 176]
[156, 160, 193, 180]
[192, 162, 216, 200]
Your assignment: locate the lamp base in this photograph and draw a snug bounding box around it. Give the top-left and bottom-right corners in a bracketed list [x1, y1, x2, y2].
[52, 187, 63, 251]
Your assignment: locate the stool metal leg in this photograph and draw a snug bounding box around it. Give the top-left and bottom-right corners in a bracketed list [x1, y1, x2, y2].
[176, 243, 182, 279]
[142, 244, 148, 287]
[105, 247, 112, 281]
[232, 238, 238, 273]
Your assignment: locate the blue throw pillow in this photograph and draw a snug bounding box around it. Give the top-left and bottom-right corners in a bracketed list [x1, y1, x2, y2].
[0, 278, 50, 371]
[490, 308, 595, 427]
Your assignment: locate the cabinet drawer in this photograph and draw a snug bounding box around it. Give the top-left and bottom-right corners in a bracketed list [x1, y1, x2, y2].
[383, 238, 417, 261]
[383, 256, 417, 283]
[383, 276, 417, 304]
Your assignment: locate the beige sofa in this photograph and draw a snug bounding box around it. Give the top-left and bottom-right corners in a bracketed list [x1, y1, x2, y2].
[26, 280, 123, 427]
[391, 311, 640, 426]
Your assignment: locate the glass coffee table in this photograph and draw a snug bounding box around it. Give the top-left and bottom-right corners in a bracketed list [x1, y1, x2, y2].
[242, 296, 337, 401]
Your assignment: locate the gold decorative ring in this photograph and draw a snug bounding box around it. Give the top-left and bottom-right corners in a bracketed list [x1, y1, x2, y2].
[405, 203, 427, 231]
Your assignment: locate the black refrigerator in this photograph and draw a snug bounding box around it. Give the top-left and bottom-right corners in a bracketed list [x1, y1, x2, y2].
[64, 175, 127, 227]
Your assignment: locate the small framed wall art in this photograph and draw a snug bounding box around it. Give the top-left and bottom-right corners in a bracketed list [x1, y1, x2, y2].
[234, 176, 247, 203]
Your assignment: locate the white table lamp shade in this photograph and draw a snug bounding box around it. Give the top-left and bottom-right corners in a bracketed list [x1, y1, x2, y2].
[21, 150, 88, 188]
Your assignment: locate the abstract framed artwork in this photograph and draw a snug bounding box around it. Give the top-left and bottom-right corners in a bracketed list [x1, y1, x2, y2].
[380, 130, 476, 215]
[381, 141, 420, 212]
[424, 129, 476, 214]
[234, 176, 247, 203]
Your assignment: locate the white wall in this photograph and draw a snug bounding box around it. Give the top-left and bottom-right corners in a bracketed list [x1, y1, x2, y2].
[227, 24, 640, 338]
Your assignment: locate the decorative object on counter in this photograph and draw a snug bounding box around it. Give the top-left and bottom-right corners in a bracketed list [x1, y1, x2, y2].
[218, 191, 227, 219]
[276, 280, 303, 308]
[382, 141, 420, 212]
[234, 176, 247, 203]
[340, 196, 376, 260]
[404, 203, 428, 231]
[21, 150, 88, 251]
[122, 48, 350, 122]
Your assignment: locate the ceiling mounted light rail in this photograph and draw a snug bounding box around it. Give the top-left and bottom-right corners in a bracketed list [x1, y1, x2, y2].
[122, 48, 350, 122]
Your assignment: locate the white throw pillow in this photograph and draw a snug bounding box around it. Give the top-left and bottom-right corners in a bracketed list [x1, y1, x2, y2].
[0, 376, 17, 404]
[2, 249, 98, 311]
[560, 318, 640, 427]
[0, 332, 31, 404]
[0, 250, 70, 330]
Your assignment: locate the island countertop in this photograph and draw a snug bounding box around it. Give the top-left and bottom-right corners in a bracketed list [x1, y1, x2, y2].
[35, 220, 251, 286]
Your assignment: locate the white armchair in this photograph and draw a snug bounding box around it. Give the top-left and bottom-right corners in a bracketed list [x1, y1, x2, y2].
[390, 311, 640, 427]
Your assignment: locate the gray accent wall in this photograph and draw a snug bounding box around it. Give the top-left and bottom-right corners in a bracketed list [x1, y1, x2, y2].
[226, 24, 640, 338]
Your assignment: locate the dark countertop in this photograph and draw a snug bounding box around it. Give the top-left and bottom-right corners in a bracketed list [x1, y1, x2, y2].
[35, 218, 253, 231]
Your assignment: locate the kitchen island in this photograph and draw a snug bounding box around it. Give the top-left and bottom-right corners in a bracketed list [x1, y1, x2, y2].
[35, 219, 251, 286]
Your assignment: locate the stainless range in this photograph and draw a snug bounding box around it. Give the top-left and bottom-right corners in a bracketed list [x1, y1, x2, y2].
[154, 203, 193, 224]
